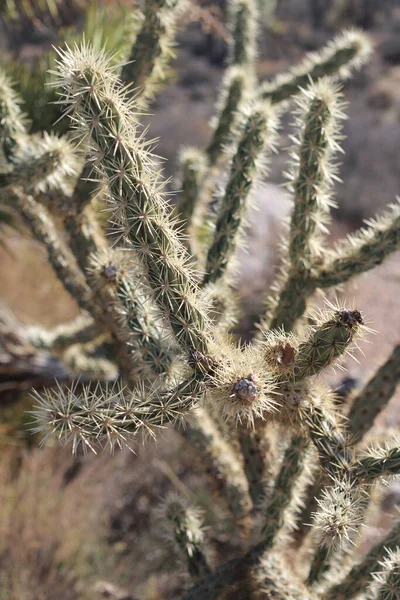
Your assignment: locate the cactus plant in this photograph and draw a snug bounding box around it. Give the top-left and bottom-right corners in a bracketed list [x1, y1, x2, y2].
[1, 1, 400, 598]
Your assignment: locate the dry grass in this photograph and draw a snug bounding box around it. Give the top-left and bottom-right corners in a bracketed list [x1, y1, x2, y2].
[0, 446, 115, 600]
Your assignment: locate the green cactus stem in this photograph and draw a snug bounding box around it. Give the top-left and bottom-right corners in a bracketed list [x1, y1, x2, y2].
[259, 29, 371, 105]
[32, 374, 205, 452]
[180, 406, 252, 521]
[267, 79, 345, 332]
[203, 101, 277, 286]
[347, 345, 400, 443]
[0, 69, 29, 162]
[312, 201, 400, 288]
[294, 308, 364, 381]
[228, 0, 258, 71]
[369, 548, 400, 600]
[324, 519, 400, 600]
[26, 314, 99, 352]
[120, 0, 182, 101]
[160, 492, 211, 583]
[352, 444, 400, 483]
[55, 44, 213, 362]
[206, 66, 248, 166]
[176, 147, 207, 235]
[261, 433, 312, 549]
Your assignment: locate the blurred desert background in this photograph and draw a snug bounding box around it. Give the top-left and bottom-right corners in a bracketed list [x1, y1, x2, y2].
[0, 1, 400, 598]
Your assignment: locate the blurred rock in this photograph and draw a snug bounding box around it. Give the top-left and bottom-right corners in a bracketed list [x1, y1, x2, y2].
[381, 481, 400, 511]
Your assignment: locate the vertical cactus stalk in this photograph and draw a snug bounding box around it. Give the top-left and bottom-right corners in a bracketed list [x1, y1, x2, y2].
[267, 79, 345, 331]
[88, 250, 174, 379]
[180, 407, 252, 522]
[203, 101, 277, 286]
[158, 493, 211, 583]
[238, 425, 273, 506]
[0, 69, 29, 162]
[113, 265, 174, 377]
[63, 163, 106, 275]
[324, 519, 400, 599]
[260, 433, 313, 550]
[346, 345, 400, 443]
[228, 0, 258, 71]
[259, 29, 372, 104]
[369, 549, 400, 600]
[54, 45, 212, 363]
[120, 0, 183, 102]
[206, 66, 249, 166]
[191, 67, 248, 257]
[176, 147, 207, 235]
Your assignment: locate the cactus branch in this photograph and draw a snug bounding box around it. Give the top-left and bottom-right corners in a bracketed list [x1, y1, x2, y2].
[32, 375, 205, 452]
[206, 66, 248, 165]
[324, 519, 400, 600]
[267, 79, 345, 331]
[352, 444, 400, 483]
[157, 492, 211, 583]
[313, 201, 400, 289]
[120, 0, 182, 101]
[259, 29, 372, 105]
[181, 407, 252, 521]
[54, 44, 212, 360]
[176, 147, 207, 235]
[228, 0, 258, 70]
[203, 101, 277, 286]
[0, 69, 29, 161]
[347, 345, 400, 443]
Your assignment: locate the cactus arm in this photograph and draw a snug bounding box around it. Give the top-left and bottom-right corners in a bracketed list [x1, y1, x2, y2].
[55, 45, 212, 362]
[180, 407, 252, 522]
[114, 270, 174, 377]
[32, 374, 205, 452]
[175, 147, 207, 235]
[25, 314, 99, 352]
[203, 102, 277, 286]
[0, 69, 29, 162]
[369, 549, 400, 600]
[120, 0, 182, 102]
[324, 520, 400, 600]
[352, 445, 400, 482]
[63, 163, 105, 275]
[238, 425, 271, 506]
[206, 67, 248, 166]
[160, 492, 211, 583]
[294, 308, 364, 381]
[261, 433, 313, 549]
[267, 79, 345, 331]
[228, 0, 258, 71]
[259, 29, 371, 104]
[313, 202, 400, 289]
[347, 345, 400, 443]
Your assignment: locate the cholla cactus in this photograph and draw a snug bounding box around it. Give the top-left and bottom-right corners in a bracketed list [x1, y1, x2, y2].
[1, 1, 400, 598]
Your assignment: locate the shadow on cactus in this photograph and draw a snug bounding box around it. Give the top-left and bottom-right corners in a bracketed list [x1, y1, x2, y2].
[0, 0, 400, 598]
